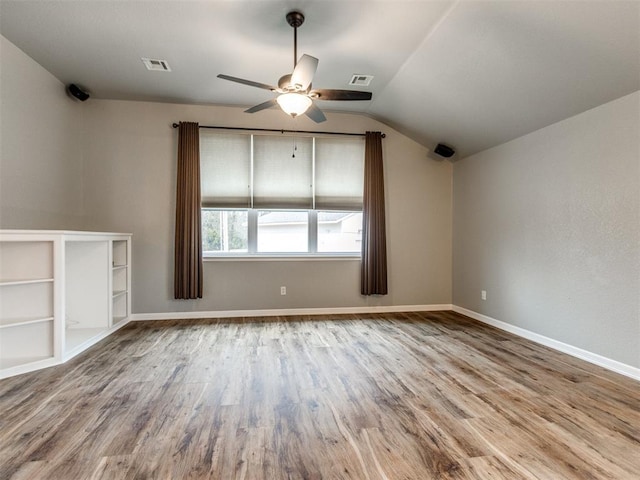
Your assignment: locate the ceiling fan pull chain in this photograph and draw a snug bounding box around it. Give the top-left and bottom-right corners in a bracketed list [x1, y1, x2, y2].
[290, 119, 298, 158]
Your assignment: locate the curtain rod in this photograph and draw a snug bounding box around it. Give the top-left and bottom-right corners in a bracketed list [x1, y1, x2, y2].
[171, 123, 385, 138]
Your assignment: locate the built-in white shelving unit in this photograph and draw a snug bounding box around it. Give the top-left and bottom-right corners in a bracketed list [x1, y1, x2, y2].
[0, 230, 132, 379]
[111, 239, 129, 325]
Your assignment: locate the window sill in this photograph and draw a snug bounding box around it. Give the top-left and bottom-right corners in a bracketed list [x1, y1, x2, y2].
[203, 253, 361, 262]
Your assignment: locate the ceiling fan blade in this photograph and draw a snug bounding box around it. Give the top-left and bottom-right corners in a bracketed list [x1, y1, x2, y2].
[311, 89, 372, 101]
[244, 99, 278, 113]
[217, 74, 276, 91]
[304, 102, 326, 123]
[291, 54, 318, 91]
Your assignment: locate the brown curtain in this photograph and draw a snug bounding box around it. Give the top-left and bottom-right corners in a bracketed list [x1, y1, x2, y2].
[174, 122, 203, 299]
[361, 131, 388, 295]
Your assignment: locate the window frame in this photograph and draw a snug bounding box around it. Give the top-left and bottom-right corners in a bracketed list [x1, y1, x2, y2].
[200, 131, 364, 259]
[202, 208, 362, 259]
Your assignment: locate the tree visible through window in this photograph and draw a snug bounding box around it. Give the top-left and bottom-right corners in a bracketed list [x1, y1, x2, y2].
[202, 210, 248, 253]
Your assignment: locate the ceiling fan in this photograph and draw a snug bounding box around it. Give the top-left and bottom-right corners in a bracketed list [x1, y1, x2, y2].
[217, 11, 372, 123]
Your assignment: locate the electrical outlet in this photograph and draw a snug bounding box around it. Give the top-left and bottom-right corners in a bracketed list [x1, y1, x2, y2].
[481, 290, 487, 301]
[280, 286, 286, 295]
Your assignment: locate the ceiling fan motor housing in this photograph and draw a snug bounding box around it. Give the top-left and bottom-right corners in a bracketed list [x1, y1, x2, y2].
[278, 74, 309, 93]
[278, 74, 294, 91]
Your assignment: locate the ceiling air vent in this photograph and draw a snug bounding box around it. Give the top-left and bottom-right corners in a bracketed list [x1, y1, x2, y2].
[349, 74, 373, 87]
[141, 58, 171, 72]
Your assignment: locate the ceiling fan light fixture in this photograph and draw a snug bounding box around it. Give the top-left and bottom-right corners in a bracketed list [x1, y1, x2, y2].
[276, 92, 312, 117]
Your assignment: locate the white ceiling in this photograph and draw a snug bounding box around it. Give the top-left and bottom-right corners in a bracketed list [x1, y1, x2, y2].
[1, 0, 638, 158]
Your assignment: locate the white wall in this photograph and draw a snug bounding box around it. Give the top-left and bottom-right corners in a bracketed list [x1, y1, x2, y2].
[80, 100, 453, 314]
[453, 91, 640, 368]
[0, 35, 84, 229]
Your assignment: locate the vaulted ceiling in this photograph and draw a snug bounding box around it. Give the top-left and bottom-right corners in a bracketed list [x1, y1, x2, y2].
[1, 1, 638, 158]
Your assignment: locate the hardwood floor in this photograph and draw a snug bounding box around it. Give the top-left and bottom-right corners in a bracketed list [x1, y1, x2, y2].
[0, 311, 638, 479]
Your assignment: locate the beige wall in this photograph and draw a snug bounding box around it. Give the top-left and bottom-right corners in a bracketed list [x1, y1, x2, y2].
[80, 100, 453, 314]
[3, 31, 637, 370]
[0, 36, 84, 229]
[0, 34, 453, 314]
[453, 91, 640, 368]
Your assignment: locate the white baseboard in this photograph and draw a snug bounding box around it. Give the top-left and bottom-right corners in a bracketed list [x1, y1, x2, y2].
[452, 305, 640, 382]
[131, 304, 453, 322]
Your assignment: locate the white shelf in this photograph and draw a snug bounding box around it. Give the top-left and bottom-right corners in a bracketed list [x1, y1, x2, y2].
[112, 240, 128, 269]
[0, 281, 53, 321]
[0, 320, 54, 368]
[0, 240, 53, 280]
[0, 278, 54, 287]
[66, 241, 110, 331]
[65, 327, 108, 353]
[0, 355, 55, 371]
[111, 239, 129, 327]
[0, 316, 54, 329]
[1, 230, 132, 378]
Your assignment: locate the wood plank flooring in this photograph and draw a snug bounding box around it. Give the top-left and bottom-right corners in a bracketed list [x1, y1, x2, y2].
[0, 311, 638, 479]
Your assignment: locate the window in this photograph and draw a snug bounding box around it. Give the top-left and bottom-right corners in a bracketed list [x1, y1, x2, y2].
[201, 209, 248, 253]
[317, 211, 363, 253]
[258, 210, 308, 253]
[200, 131, 364, 256]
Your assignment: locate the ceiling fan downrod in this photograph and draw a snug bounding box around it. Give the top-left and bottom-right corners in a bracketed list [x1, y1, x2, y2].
[286, 11, 305, 68]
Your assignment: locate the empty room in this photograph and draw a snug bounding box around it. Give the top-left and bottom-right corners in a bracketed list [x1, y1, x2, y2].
[0, 1, 638, 478]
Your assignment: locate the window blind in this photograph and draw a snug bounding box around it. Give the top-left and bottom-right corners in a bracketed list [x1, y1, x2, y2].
[199, 131, 364, 210]
[315, 137, 365, 210]
[253, 135, 313, 209]
[200, 131, 251, 208]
